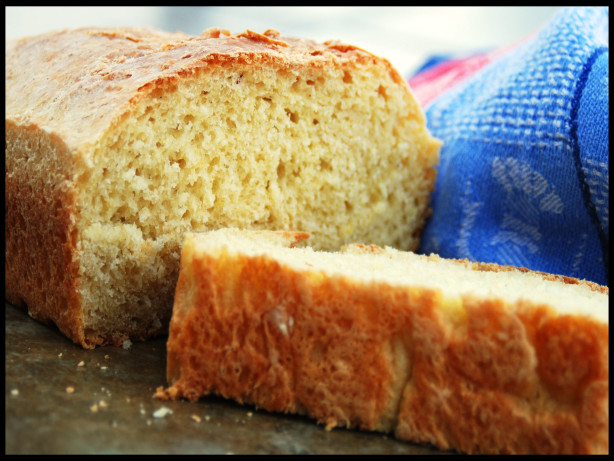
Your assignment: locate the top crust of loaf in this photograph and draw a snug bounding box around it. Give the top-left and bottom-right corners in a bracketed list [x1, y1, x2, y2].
[5, 27, 410, 155]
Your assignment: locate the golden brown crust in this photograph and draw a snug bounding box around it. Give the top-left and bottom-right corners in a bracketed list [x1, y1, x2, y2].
[5, 122, 87, 346]
[6, 26, 400, 158]
[345, 243, 607, 295]
[157, 230, 609, 454]
[395, 297, 608, 454]
[450, 257, 608, 294]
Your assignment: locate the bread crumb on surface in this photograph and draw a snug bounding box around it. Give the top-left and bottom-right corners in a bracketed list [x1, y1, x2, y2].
[122, 339, 132, 350]
[153, 406, 173, 419]
[90, 404, 99, 413]
[66, 386, 75, 394]
[191, 414, 202, 423]
[10, 389, 19, 396]
[77, 360, 85, 367]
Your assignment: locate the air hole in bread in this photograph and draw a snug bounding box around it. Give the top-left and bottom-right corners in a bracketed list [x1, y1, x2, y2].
[285, 108, 299, 123]
[277, 162, 286, 179]
[226, 118, 237, 129]
[319, 158, 332, 171]
[378, 85, 387, 100]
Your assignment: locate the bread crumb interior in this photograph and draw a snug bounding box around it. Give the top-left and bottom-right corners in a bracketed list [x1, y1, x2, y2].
[74, 62, 440, 338]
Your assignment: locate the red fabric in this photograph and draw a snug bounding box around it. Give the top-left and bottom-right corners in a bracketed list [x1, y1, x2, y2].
[409, 53, 496, 107]
[408, 39, 529, 107]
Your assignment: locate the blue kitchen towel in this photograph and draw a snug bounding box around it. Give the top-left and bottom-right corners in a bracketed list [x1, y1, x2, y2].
[414, 7, 609, 286]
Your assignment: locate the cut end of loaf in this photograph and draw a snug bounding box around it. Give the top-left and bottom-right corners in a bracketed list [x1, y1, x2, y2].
[6, 26, 441, 347]
[80, 51, 439, 251]
[71, 37, 440, 346]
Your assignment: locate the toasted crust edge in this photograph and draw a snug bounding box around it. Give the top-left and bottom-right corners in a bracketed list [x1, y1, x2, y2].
[156, 230, 609, 455]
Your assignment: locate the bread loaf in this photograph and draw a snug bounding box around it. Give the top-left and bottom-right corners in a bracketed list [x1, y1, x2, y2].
[5, 27, 441, 348]
[156, 229, 609, 455]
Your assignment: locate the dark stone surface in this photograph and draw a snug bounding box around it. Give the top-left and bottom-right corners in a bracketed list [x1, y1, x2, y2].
[5, 303, 451, 454]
